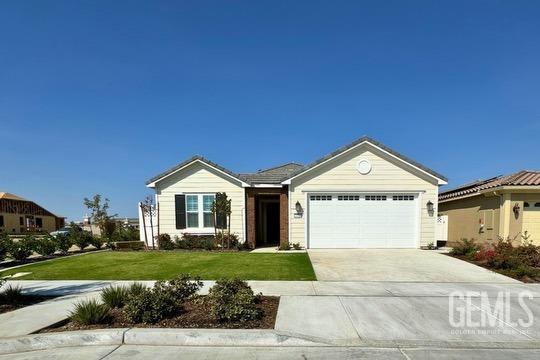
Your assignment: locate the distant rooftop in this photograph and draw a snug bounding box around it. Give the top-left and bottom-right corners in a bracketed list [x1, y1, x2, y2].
[439, 170, 540, 201]
[0, 192, 28, 201]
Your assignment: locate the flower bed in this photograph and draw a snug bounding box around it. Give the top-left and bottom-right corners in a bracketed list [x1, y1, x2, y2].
[449, 237, 540, 282]
[40, 275, 279, 332]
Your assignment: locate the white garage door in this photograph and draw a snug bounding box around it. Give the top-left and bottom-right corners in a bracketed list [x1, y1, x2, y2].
[308, 193, 418, 248]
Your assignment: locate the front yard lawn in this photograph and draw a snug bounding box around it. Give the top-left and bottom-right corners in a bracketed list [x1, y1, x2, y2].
[0, 251, 316, 281]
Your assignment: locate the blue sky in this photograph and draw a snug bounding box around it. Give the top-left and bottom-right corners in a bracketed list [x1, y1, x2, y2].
[1, 0, 539, 220]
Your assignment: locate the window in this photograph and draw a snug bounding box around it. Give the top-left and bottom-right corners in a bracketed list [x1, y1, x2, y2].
[19, 217, 23, 225]
[365, 195, 387, 201]
[186, 194, 216, 229]
[524, 202, 530, 208]
[310, 195, 332, 201]
[392, 195, 415, 201]
[535, 202, 540, 208]
[35, 217, 43, 228]
[0, 215, 3, 227]
[186, 195, 199, 228]
[338, 195, 360, 201]
[203, 195, 215, 227]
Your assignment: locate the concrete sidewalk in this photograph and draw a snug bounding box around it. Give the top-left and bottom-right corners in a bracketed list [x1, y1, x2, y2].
[5, 279, 540, 297]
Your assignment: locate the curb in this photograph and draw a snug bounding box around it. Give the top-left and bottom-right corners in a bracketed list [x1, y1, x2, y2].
[0, 329, 127, 355]
[2, 328, 540, 355]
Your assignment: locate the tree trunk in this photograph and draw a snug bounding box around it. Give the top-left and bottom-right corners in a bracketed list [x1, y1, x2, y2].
[140, 203, 148, 249]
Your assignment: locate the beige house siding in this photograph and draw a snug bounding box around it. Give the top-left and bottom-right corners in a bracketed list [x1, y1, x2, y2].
[155, 162, 245, 241]
[288, 144, 439, 248]
[438, 195, 501, 246]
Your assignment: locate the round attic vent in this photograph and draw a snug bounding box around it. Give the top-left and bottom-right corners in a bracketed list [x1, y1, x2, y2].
[357, 160, 372, 175]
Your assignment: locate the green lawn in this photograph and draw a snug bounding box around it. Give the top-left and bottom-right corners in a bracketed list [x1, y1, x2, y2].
[1, 251, 316, 281]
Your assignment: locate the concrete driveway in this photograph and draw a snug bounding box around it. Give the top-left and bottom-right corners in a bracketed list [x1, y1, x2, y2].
[308, 249, 519, 282]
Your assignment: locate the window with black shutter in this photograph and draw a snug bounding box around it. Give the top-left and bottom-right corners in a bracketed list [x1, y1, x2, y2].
[175, 195, 186, 229]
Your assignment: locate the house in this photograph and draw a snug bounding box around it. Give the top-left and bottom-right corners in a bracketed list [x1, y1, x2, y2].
[438, 171, 540, 246]
[145, 136, 447, 249]
[0, 192, 65, 234]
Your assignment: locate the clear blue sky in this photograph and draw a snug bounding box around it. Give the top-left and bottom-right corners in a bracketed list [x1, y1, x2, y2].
[1, 1, 539, 221]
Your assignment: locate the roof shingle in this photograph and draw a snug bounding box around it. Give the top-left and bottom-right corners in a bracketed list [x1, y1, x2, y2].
[439, 170, 540, 201]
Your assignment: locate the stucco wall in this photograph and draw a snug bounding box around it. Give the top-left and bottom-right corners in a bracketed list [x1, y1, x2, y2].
[438, 195, 500, 246]
[154, 162, 245, 241]
[288, 144, 440, 248]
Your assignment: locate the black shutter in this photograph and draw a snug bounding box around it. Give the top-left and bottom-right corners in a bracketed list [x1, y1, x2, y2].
[216, 212, 227, 229]
[175, 195, 186, 229]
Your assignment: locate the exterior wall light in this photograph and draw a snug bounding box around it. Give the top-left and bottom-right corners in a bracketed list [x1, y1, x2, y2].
[426, 201, 434, 215]
[295, 201, 303, 215]
[513, 203, 521, 217]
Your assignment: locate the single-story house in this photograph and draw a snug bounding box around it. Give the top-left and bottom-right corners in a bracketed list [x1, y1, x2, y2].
[0, 192, 65, 234]
[146, 136, 447, 249]
[438, 171, 540, 246]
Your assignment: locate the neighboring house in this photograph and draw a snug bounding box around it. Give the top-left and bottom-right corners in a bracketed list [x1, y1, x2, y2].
[0, 192, 65, 234]
[438, 171, 540, 246]
[146, 136, 447, 249]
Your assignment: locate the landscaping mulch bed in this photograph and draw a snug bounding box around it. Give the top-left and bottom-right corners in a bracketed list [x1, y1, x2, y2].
[0, 295, 57, 314]
[449, 254, 540, 283]
[42, 296, 280, 332]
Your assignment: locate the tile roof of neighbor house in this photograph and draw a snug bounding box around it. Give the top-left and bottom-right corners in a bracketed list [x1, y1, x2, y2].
[439, 170, 540, 201]
[0, 192, 28, 201]
[146, 136, 447, 186]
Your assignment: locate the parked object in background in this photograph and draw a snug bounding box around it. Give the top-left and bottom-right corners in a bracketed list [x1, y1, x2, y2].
[0, 192, 65, 234]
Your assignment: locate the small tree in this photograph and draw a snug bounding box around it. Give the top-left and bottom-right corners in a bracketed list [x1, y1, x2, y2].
[211, 192, 232, 249]
[140, 196, 156, 249]
[83, 194, 117, 240]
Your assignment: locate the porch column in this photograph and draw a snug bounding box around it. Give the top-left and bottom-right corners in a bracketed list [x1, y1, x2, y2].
[279, 187, 289, 248]
[246, 189, 256, 248]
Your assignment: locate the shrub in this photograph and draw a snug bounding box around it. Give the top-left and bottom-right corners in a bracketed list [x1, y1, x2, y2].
[0, 284, 24, 304]
[279, 242, 291, 251]
[0, 233, 11, 261]
[292, 242, 302, 250]
[123, 286, 177, 324]
[70, 299, 111, 325]
[166, 274, 203, 302]
[127, 282, 147, 297]
[158, 234, 175, 250]
[34, 235, 57, 256]
[475, 247, 496, 262]
[56, 233, 73, 254]
[488, 238, 518, 269]
[215, 233, 239, 249]
[72, 231, 93, 250]
[514, 243, 540, 268]
[207, 278, 261, 322]
[176, 234, 215, 250]
[426, 242, 436, 250]
[9, 236, 34, 261]
[514, 265, 539, 278]
[111, 224, 140, 242]
[89, 236, 104, 250]
[101, 285, 129, 308]
[449, 238, 479, 257]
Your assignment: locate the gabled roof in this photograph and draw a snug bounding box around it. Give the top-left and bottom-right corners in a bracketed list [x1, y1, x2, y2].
[240, 163, 304, 184]
[0, 192, 27, 201]
[146, 155, 250, 187]
[439, 170, 540, 201]
[282, 136, 448, 185]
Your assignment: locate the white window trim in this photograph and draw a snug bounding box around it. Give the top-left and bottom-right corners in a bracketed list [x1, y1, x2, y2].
[185, 193, 215, 232]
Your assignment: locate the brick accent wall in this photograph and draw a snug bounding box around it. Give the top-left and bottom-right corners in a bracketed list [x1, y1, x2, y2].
[245, 187, 289, 248]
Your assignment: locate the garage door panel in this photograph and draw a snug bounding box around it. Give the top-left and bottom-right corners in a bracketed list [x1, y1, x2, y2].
[308, 193, 418, 248]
